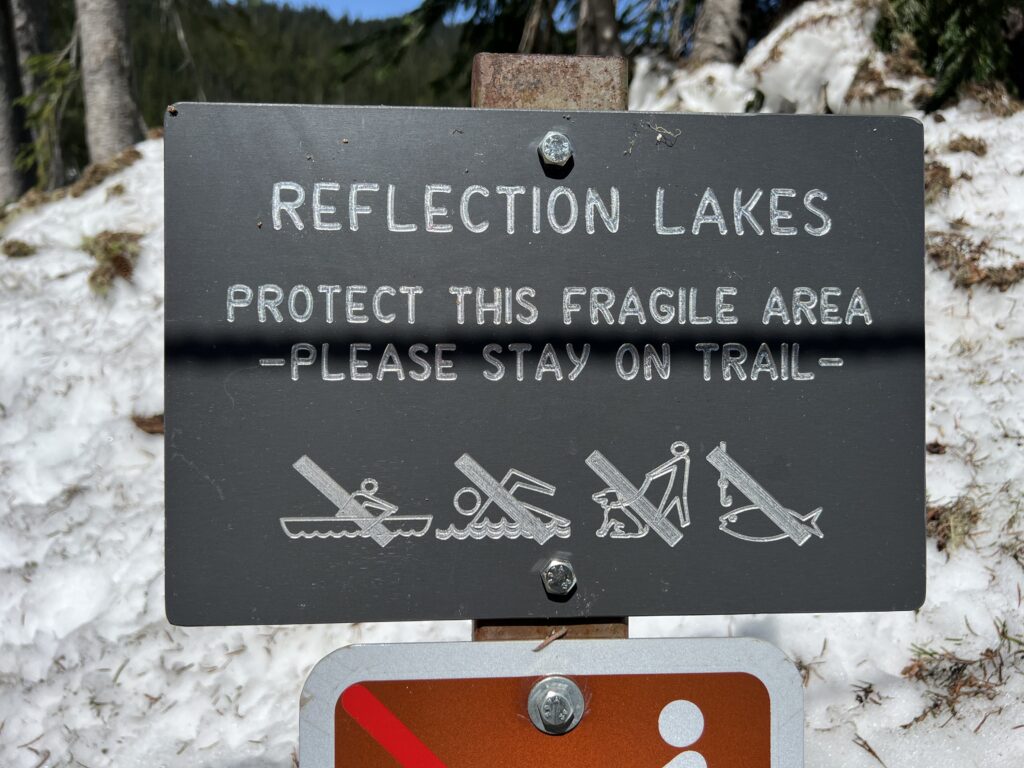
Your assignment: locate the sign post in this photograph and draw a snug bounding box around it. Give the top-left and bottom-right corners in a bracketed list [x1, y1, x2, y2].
[469, 53, 630, 643]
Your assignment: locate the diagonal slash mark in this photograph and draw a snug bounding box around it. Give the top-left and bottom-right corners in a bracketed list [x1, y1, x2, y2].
[341, 683, 448, 767]
[454, 454, 553, 543]
[586, 451, 684, 546]
[293, 455, 392, 547]
[706, 443, 822, 545]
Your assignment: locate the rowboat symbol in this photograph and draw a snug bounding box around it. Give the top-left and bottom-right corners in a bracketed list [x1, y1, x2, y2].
[706, 442, 823, 545]
[281, 455, 432, 547]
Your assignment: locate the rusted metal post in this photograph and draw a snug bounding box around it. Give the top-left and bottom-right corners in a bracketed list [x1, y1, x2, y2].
[472, 618, 628, 642]
[470, 52, 629, 642]
[472, 53, 628, 111]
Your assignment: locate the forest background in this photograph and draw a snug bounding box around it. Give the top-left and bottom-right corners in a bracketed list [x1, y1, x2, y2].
[2, 0, 1023, 204]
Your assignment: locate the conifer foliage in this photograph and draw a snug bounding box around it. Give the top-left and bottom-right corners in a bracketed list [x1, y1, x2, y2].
[874, 0, 1024, 109]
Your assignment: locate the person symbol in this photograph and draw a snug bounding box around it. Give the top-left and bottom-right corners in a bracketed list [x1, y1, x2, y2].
[659, 699, 707, 768]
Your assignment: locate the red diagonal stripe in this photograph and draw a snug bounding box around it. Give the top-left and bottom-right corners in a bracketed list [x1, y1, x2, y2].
[340, 683, 448, 768]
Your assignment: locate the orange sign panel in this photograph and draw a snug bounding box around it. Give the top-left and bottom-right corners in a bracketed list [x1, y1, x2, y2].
[300, 639, 803, 768]
[336, 673, 769, 767]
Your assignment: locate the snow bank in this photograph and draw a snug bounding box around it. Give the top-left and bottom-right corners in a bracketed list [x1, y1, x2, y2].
[630, 0, 926, 115]
[0, 141, 466, 767]
[2, 1, 1023, 765]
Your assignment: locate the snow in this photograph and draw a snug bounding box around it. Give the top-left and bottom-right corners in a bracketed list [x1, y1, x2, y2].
[2, 1, 1024, 765]
[0, 141, 468, 767]
[628, 1, 1024, 765]
[630, 0, 923, 116]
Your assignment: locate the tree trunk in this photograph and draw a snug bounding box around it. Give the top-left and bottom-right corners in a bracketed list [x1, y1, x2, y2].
[519, 0, 556, 54]
[690, 0, 748, 64]
[75, 0, 141, 164]
[9, 0, 53, 187]
[1008, 6, 1024, 99]
[0, 0, 26, 203]
[9, 0, 47, 98]
[669, 0, 688, 59]
[577, 0, 624, 58]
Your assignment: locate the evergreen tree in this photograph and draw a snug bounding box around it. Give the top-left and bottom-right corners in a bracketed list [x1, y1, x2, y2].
[875, 0, 1024, 109]
[9, 0, 817, 191]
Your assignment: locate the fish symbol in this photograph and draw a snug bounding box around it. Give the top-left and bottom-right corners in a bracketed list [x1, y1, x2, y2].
[706, 442, 823, 545]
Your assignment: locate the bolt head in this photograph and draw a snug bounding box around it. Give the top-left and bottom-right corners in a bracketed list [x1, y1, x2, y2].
[542, 558, 576, 596]
[528, 676, 585, 735]
[538, 131, 573, 166]
[540, 690, 574, 727]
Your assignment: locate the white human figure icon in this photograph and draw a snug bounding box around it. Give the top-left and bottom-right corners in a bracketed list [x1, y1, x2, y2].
[659, 699, 708, 768]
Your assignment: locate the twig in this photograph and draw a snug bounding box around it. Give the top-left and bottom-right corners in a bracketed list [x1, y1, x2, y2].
[853, 734, 887, 767]
[533, 626, 568, 652]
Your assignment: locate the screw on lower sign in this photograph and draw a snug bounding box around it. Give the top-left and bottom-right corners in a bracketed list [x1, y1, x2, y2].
[528, 676, 584, 734]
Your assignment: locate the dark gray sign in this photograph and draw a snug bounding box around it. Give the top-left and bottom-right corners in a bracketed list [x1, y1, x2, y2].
[164, 103, 924, 626]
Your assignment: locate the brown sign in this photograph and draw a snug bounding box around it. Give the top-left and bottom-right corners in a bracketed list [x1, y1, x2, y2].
[336, 673, 768, 766]
[300, 639, 803, 767]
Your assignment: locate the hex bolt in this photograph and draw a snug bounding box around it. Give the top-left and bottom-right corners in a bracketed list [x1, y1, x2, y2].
[538, 131, 573, 167]
[528, 676, 585, 735]
[541, 558, 577, 597]
[541, 689, 574, 727]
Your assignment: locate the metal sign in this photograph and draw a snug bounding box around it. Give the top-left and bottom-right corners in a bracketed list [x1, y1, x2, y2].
[300, 639, 803, 767]
[164, 103, 925, 625]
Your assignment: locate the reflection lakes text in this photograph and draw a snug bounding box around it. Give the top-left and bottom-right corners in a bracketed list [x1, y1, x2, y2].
[226, 182, 870, 383]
